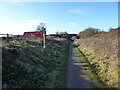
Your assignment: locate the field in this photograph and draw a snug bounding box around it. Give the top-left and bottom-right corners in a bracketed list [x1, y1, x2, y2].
[2, 37, 70, 88]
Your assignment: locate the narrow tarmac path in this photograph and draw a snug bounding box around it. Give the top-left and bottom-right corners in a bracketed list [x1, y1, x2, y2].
[66, 43, 94, 88]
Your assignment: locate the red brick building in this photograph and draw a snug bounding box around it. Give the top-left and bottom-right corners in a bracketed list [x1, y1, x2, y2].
[23, 31, 43, 38]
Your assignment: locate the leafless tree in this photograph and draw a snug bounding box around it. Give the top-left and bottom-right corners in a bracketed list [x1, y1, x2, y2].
[36, 22, 46, 49]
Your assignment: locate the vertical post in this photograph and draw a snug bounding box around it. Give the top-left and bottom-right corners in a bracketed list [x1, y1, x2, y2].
[43, 27, 46, 49]
[6, 34, 9, 42]
[7, 34, 9, 38]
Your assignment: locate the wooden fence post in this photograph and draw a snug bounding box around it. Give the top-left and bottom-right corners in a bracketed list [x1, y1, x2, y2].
[43, 28, 46, 49]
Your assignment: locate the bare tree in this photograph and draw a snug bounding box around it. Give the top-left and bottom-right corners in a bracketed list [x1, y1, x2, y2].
[36, 22, 46, 49]
[36, 23, 45, 31]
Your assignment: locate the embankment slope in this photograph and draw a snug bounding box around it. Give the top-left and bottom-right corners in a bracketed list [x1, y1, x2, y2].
[74, 28, 119, 87]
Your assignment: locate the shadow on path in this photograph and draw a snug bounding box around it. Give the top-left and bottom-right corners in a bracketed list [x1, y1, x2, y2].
[66, 43, 94, 88]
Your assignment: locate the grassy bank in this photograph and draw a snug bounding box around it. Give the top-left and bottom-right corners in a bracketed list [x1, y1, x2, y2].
[45, 40, 70, 88]
[2, 38, 70, 88]
[74, 44, 118, 88]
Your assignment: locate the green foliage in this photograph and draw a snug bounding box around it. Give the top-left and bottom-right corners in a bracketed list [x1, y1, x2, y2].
[2, 38, 70, 88]
[74, 45, 118, 88]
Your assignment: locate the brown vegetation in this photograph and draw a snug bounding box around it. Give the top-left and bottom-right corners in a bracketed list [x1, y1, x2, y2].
[74, 28, 119, 87]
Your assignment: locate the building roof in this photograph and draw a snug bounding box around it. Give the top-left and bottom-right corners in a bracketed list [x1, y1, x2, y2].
[23, 31, 43, 37]
[24, 31, 42, 33]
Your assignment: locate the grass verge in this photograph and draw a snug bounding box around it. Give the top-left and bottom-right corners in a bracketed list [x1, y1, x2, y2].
[45, 41, 70, 88]
[55, 43, 70, 88]
[74, 43, 118, 88]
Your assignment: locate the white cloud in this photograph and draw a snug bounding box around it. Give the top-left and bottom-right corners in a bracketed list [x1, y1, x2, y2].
[0, 19, 45, 35]
[69, 8, 86, 14]
[69, 22, 76, 25]
[0, 24, 25, 35]
[26, 20, 45, 25]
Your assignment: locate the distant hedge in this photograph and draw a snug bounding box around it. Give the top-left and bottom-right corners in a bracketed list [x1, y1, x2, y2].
[77, 27, 103, 39]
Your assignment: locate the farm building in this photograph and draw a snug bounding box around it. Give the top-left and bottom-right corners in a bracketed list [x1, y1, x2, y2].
[23, 31, 43, 38]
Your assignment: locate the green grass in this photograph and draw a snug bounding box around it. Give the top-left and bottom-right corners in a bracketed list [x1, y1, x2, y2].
[74, 46, 103, 88]
[74, 44, 118, 88]
[45, 41, 70, 88]
[54, 43, 70, 88]
[2, 38, 70, 88]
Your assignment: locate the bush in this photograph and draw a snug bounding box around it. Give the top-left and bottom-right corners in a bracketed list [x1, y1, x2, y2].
[77, 27, 101, 38]
[71, 36, 77, 41]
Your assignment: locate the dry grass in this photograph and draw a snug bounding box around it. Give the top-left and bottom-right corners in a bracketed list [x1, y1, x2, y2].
[74, 29, 119, 88]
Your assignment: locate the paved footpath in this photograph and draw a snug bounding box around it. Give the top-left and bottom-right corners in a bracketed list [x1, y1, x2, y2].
[66, 43, 94, 88]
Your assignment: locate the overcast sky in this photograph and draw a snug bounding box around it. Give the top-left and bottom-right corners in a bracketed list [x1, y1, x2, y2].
[0, 1, 118, 35]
